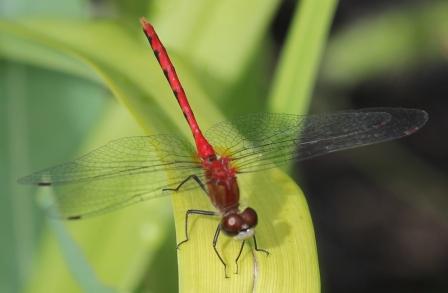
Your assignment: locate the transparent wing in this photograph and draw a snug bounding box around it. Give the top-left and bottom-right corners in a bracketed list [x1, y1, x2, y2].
[205, 108, 428, 173]
[19, 135, 204, 219]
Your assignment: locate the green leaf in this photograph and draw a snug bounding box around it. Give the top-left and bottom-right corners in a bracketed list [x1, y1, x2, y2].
[269, 0, 338, 114]
[24, 102, 170, 293]
[0, 0, 88, 18]
[1, 16, 320, 292]
[174, 169, 319, 292]
[321, 1, 448, 87]
[150, 0, 281, 88]
[0, 62, 109, 293]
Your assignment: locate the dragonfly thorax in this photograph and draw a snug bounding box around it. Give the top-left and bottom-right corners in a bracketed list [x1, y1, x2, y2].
[221, 207, 258, 239]
[204, 155, 240, 212]
[202, 155, 236, 180]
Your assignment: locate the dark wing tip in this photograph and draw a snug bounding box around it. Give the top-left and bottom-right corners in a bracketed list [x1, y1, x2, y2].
[393, 108, 429, 136]
[37, 182, 52, 186]
[67, 215, 82, 220]
[17, 174, 52, 186]
[413, 109, 429, 129]
[362, 107, 429, 137]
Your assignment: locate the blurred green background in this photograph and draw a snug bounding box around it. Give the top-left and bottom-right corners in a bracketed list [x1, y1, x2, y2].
[1, 0, 447, 292]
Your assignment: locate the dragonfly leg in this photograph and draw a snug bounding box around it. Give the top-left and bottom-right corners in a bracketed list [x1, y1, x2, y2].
[213, 225, 229, 278]
[177, 209, 216, 249]
[253, 235, 269, 256]
[234, 240, 245, 274]
[163, 174, 207, 194]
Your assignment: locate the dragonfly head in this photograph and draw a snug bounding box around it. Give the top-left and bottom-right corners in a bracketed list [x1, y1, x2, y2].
[221, 207, 258, 240]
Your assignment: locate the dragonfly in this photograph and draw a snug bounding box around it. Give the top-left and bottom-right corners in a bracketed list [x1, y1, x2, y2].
[19, 17, 429, 277]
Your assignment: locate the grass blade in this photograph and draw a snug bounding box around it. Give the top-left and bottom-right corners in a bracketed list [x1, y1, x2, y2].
[268, 0, 338, 114]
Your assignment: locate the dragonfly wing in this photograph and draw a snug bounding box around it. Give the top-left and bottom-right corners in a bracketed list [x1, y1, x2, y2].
[205, 108, 428, 173]
[19, 135, 204, 219]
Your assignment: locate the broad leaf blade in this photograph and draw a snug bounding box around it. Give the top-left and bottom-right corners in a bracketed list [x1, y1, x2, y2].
[174, 169, 319, 292]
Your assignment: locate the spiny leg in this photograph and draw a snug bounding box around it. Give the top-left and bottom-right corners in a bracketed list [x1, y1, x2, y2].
[163, 174, 207, 194]
[169, 175, 214, 248]
[253, 235, 269, 255]
[177, 209, 216, 249]
[234, 240, 245, 274]
[213, 225, 229, 278]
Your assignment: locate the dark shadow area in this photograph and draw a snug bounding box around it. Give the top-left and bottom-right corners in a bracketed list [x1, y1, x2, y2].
[271, 1, 448, 292]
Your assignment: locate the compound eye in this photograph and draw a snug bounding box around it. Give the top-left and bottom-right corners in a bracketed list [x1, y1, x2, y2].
[221, 214, 243, 236]
[241, 207, 258, 228]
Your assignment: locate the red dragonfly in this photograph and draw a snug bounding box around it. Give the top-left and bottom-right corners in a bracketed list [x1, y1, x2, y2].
[19, 18, 428, 277]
